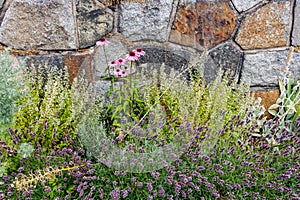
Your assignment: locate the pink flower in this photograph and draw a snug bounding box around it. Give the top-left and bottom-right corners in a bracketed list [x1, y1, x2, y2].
[114, 68, 122, 77]
[125, 51, 139, 61]
[134, 48, 145, 57]
[113, 68, 128, 78]
[109, 60, 118, 67]
[96, 37, 109, 46]
[117, 58, 126, 66]
[120, 70, 128, 77]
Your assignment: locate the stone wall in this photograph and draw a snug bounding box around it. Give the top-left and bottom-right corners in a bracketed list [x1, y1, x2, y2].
[1, 0, 300, 104]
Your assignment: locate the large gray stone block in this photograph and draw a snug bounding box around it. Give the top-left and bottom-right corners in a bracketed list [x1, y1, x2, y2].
[242, 49, 300, 88]
[20, 54, 65, 74]
[119, 0, 173, 42]
[76, 0, 113, 48]
[138, 46, 189, 72]
[0, 0, 77, 50]
[203, 42, 243, 84]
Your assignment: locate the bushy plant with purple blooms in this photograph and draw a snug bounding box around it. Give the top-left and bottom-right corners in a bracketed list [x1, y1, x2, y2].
[61, 113, 299, 199]
[0, 121, 96, 200]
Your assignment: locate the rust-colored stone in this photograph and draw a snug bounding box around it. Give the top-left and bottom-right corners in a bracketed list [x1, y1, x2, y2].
[251, 89, 280, 119]
[65, 53, 93, 83]
[235, 1, 291, 50]
[170, 1, 237, 49]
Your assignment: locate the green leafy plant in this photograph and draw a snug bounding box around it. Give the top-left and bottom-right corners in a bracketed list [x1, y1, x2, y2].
[13, 65, 92, 153]
[0, 49, 27, 139]
[140, 65, 257, 140]
[268, 47, 300, 135]
[269, 76, 300, 125]
[101, 77, 149, 135]
[0, 123, 95, 200]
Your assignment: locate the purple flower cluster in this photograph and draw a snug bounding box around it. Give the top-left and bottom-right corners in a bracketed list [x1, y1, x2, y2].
[0, 124, 97, 200]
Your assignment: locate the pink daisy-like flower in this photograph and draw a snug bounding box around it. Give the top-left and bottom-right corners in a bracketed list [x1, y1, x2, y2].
[125, 51, 139, 61]
[134, 48, 145, 57]
[113, 68, 122, 77]
[120, 70, 128, 77]
[108, 60, 118, 67]
[117, 58, 126, 66]
[96, 37, 109, 46]
[113, 68, 128, 78]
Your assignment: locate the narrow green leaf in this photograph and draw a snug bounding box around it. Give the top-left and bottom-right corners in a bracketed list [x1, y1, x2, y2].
[268, 109, 277, 116]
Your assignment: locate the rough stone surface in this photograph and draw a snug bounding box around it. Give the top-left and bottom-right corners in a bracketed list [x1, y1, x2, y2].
[242, 49, 300, 87]
[235, 1, 291, 49]
[18, 51, 94, 82]
[119, 0, 173, 42]
[0, 0, 77, 50]
[292, 0, 300, 46]
[170, 0, 237, 49]
[231, 0, 263, 12]
[76, 0, 113, 48]
[138, 46, 189, 72]
[289, 51, 300, 80]
[19, 54, 65, 79]
[203, 42, 243, 83]
[0, 0, 4, 9]
[64, 51, 93, 82]
[23, 54, 65, 70]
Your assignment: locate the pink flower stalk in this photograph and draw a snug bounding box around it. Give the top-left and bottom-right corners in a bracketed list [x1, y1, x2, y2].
[117, 58, 126, 66]
[134, 48, 145, 57]
[125, 51, 139, 61]
[96, 37, 109, 46]
[108, 60, 118, 67]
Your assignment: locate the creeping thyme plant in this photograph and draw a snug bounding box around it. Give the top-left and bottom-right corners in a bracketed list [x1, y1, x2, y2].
[0, 39, 299, 200]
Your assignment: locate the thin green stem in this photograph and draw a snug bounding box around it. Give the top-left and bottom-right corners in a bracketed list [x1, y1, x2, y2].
[129, 61, 133, 88]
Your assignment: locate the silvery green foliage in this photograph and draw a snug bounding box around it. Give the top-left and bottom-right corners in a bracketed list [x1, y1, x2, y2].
[268, 47, 300, 128]
[266, 76, 300, 147]
[0, 49, 26, 129]
[268, 77, 300, 124]
[18, 143, 34, 158]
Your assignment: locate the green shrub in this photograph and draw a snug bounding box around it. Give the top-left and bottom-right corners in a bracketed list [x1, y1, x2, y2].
[0, 49, 27, 138]
[13, 65, 92, 154]
[99, 76, 149, 134]
[139, 65, 259, 140]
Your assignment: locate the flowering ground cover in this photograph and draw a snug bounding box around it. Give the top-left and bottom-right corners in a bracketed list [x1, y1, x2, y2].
[0, 41, 299, 200]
